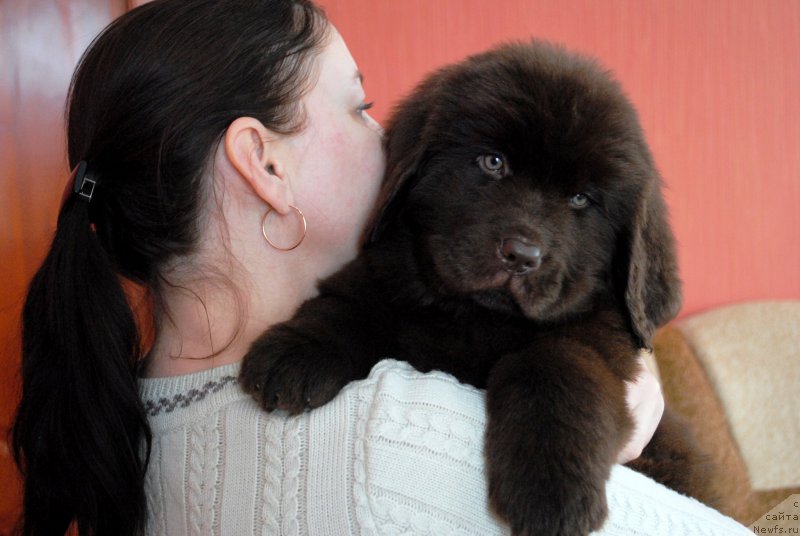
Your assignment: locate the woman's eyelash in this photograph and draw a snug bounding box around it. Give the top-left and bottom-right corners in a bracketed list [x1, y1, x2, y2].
[358, 101, 374, 112]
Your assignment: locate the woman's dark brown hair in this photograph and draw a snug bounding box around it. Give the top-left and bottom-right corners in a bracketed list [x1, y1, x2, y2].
[11, 1, 328, 534]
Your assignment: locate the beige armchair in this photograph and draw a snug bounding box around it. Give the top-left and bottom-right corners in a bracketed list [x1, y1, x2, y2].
[652, 300, 800, 525]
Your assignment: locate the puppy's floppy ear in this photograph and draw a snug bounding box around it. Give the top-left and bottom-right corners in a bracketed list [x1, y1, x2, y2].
[623, 177, 682, 349]
[362, 72, 447, 246]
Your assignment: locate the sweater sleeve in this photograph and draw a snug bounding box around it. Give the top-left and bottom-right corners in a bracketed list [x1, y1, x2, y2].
[343, 359, 750, 536]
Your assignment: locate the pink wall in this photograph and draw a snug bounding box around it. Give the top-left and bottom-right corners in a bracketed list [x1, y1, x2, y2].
[319, 0, 800, 317]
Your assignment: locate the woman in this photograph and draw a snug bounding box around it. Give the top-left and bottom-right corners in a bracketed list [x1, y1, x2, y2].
[12, 0, 749, 535]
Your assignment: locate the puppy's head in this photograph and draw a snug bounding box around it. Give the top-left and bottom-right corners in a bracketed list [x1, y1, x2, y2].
[366, 41, 681, 348]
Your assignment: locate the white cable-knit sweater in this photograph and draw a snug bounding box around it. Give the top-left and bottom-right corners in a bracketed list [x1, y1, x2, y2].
[138, 359, 750, 535]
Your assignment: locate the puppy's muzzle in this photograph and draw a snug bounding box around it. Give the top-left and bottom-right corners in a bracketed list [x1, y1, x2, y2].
[498, 238, 542, 275]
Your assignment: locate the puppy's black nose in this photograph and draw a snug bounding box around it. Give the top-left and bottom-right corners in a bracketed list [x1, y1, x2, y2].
[499, 238, 542, 274]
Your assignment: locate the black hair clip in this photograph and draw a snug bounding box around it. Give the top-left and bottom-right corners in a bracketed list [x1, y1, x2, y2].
[71, 160, 96, 202]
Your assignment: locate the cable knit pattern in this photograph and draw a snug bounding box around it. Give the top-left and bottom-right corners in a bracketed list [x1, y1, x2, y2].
[281, 416, 302, 536]
[184, 413, 222, 535]
[353, 383, 378, 536]
[139, 359, 751, 535]
[260, 417, 282, 536]
[369, 396, 483, 469]
[144, 439, 166, 536]
[205, 414, 222, 535]
[361, 384, 486, 535]
[186, 422, 205, 534]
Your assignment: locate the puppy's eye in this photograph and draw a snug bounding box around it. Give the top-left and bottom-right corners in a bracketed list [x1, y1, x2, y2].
[569, 193, 591, 209]
[477, 154, 507, 178]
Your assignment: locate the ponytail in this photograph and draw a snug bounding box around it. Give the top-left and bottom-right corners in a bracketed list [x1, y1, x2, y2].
[12, 192, 150, 536]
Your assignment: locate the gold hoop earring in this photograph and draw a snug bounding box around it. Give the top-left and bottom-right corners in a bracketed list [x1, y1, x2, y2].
[261, 205, 307, 251]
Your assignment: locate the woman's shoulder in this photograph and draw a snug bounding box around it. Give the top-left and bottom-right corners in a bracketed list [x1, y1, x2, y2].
[351, 358, 489, 470]
[358, 358, 487, 420]
[328, 359, 505, 535]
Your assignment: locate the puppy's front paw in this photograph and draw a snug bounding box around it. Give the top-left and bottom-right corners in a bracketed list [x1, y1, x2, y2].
[239, 326, 354, 414]
[487, 450, 608, 536]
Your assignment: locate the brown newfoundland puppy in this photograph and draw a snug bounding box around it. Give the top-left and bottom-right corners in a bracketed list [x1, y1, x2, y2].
[240, 41, 714, 535]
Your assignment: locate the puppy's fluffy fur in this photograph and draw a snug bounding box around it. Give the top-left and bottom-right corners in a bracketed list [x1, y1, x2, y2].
[240, 41, 714, 536]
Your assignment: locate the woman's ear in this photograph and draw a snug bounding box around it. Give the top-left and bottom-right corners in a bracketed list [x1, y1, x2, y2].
[224, 116, 293, 215]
